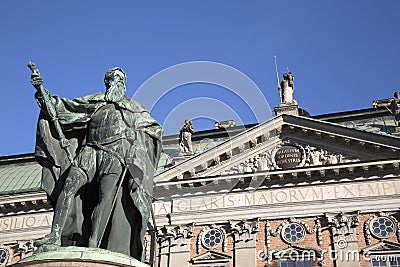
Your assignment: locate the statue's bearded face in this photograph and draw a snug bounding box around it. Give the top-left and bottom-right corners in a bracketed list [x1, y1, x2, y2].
[104, 69, 126, 102]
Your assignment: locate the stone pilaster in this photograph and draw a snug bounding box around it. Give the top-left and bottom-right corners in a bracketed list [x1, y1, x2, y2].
[229, 218, 259, 267]
[325, 211, 360, 267]
[157, 224, 193, 267]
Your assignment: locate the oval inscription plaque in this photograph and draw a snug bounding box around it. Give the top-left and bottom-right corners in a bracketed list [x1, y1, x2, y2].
[274, 145, 302, 169]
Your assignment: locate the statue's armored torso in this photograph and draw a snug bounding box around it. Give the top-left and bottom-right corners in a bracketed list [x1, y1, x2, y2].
[88, 103, 124, 144]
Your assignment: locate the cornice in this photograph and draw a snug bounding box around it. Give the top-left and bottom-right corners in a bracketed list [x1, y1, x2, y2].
[155, 115, 400, 184]
[155, 158, 400, 191]
[0, 191, 49, 212]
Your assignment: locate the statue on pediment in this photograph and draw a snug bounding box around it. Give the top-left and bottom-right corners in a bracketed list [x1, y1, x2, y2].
[390, 92, 400, 126]
[178, 119, 195, 156]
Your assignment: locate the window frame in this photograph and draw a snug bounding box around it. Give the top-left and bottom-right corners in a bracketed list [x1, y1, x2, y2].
[369, 254, 400, 267]
[197, 264, 228, 267]
[369, 216, 397, 239]
[281, 222, 307, 244]
[278, 258, 313, 267]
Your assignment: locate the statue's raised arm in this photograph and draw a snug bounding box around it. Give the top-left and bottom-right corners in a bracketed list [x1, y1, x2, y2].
[28, 61, 73, 162]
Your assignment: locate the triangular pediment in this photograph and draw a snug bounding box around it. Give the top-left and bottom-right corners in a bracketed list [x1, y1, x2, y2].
[274, 245, 324, 258]
[362, 240, 400, 254]
[155, 114, 400, 183]
[191, 250, 231, 264]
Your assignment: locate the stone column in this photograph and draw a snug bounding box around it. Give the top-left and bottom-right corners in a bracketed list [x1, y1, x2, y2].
[229, 219, 259, 267]
[325, 211, 360, 267]
[158, 224, 193, 267]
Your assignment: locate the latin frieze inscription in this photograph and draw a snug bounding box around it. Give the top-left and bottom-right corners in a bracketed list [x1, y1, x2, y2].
[153, 179, 400, 215]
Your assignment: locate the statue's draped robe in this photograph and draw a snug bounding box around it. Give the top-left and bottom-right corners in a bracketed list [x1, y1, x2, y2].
[34, 92, 162, 260]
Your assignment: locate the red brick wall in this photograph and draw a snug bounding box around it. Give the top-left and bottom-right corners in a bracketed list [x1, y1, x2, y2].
[149, 212, 400, 267]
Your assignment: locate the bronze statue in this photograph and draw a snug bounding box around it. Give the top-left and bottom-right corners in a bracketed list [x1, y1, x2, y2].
[178, 119, 194, 155]
[29, 63, 162, 261]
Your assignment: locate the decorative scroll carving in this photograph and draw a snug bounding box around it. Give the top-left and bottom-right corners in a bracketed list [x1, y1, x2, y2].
[325, 211, 360, 243]
[17, 241, 35, 257]
[228, 218, 259, 248]
[364, 216, 373, 246]
[0, 241, 35, 265]
[315, 218, 322, 246]
[158, 224, 194, 253]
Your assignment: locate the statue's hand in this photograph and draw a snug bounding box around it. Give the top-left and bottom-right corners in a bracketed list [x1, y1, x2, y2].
[59, 137, 70, 149]
[128, 177, 139, 192]
[30, 75, 43, 89]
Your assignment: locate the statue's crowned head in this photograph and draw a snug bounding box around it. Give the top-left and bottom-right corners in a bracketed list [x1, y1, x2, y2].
[104, 67, 127, 102]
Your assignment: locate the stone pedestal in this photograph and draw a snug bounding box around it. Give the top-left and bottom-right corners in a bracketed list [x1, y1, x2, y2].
[274, 104, 299, 116]
[173, 155, 193, 165]
[13, 246, 149, 267]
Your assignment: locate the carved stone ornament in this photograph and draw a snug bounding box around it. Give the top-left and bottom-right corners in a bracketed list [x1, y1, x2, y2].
[197, 225, 228, 253]
[0, 245, 11, 267]
[228, 218, 259, 249]
[303, 145, 358, 167]
[265, 218, 323, 266]
[158, 224, 194, 253]
[221, 151, 273, 175]
[325, 211, 360, 243]
[267, 218, 320, 245]
[364, 212, 400, 245]
[271, 141, 306, 169]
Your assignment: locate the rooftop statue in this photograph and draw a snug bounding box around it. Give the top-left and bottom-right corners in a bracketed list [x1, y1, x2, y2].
[178, 119, 194, 156]
[280, 72, 295, 105]
[390, 92, 400, 126]
[28, 62, 162, 261]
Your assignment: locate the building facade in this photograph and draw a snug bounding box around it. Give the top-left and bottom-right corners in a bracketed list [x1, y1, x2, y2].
[0, 92, 400, 267]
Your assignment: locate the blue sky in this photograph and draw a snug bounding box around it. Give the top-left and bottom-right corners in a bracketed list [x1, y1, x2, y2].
[1, 1, 399, 156]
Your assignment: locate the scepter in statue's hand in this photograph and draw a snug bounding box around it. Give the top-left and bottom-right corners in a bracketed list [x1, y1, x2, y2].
[28, 61, 74, 163]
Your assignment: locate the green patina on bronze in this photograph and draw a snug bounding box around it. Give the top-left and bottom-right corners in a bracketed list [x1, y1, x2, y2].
[28, 63, 162, 262]
[17, 245, 149, 267]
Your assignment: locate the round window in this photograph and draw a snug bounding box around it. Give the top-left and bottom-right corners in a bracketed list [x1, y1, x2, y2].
[369, 217, 396, 239]
[202, 228, 223, 249]
[0, 248, 9, 266]
[281, 223, 306, 243]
